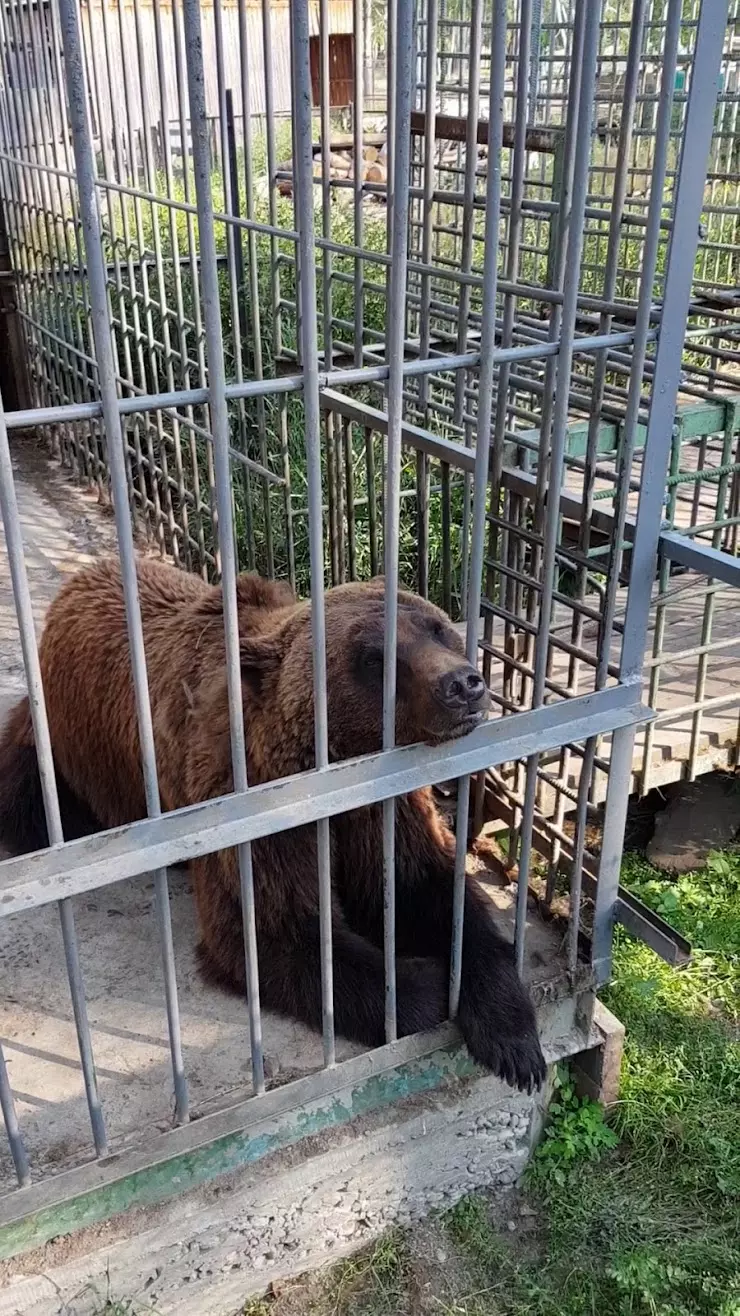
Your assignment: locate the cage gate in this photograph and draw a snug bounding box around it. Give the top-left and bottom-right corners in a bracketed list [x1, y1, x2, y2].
[0, 0, 737, 1267]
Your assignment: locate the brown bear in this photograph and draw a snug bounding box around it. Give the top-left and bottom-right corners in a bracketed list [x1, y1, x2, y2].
[0, 558, 546, 1092]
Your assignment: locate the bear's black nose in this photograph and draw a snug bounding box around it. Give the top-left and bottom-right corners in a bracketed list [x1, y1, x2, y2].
[437, 666, 488, 710]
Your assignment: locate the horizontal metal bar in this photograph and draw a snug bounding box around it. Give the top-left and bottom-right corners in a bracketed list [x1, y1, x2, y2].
[0, 685, 648, 917]
[614, 891, 692, 967]
[651, 688, 740, 723]
[658, 528, 740, 588]
[320, 386, 476, 469]
[4, 326, 652, 432]
[0, 1025, 462, 1227]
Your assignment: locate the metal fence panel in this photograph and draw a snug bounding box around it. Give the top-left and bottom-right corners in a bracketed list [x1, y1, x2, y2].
[0, 0, 734, 1217]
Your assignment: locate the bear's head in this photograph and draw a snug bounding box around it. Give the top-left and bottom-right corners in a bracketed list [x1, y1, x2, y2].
[239, 579, 490, 765]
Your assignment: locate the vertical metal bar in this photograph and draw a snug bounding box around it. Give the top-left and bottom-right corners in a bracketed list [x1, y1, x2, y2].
[261, 0, 282, 363]
[592, 0, 682, 701]
[152, 0, 198, 570]
[173, 0, 218, 577]
[0, 1034, 29, 1188]
[344, 416, 357, 578]
[528, 0, 542, 122]
[384, 0, 398, 340]
[213, 0, 252, 574]
[554, 0, 649, 935]
[353, 0, 366, 370]
[236, 0, 277, 579]
[0, 389, 107, 1156]
[492, 0, 532, 717]
[57, 0, 190, 1128]
[449, 0, 507, 1020]
[224, 90, 256, 573]
[0, 406, 34, 1185]
[124, 10, 167, 543]
[130, 0, 180, 560]
[688, 401, 737, 777]
[180, 0, 266, 1093]
[641, 426, 682, 783]
[416, 0, 438, 596]
[290, 0, 335, 1067]
[475, 0, 585, 842]
[381, 0, 414, 1044]
[591, 722, 636, 982]
[593, 0, 727, 981]
[365, 423, 379, 575]
[319, 0, 341, 586]
[441, 461, 452, 615]
[513, 0, 602, 975]
[620, 0, 727, 681]
[454, 0, 486, 616]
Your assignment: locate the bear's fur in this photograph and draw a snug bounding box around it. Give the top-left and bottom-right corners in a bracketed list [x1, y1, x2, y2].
[0, 558, 546, 1092]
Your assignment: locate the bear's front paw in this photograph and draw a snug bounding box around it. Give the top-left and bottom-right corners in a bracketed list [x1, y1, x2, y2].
[458, 1004, 547, 1093]
[475, 1031, 547, 1094]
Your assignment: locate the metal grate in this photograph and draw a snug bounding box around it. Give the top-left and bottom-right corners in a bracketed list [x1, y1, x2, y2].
[0, 0, 736, 1236]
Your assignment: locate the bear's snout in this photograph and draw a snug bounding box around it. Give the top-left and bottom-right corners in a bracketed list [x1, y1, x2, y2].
[435, 665, 490, 715]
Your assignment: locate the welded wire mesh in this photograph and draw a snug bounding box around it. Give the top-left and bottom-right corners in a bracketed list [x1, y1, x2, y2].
[0, 0, 734, 1206]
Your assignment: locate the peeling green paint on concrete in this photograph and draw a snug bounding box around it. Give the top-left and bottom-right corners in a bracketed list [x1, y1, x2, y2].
[0, 1043, 479, 1263]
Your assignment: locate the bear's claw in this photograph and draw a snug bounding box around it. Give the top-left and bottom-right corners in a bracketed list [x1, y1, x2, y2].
[473, 1032, 548, 1093]
[458, 1002, 547, 1092]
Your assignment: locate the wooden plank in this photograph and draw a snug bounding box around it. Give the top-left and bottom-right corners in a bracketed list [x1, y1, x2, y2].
[409, 111, 563, 155]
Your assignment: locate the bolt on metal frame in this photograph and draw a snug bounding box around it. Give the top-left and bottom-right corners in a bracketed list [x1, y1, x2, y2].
[0, 0, 735, 1201]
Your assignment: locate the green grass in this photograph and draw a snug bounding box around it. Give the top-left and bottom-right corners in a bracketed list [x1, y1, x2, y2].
[443, 847, 740, 1316]
[239, 844, 740, 1316]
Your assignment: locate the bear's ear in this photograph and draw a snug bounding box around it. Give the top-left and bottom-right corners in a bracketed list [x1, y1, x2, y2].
[236, 574, 295, 611]
[239, 618, 294, 696]
[239, 634, 283, 673]
[366, 575, 385, 591]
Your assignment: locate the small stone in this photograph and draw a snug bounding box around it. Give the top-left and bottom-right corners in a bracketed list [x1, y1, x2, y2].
[436, 1249, 447, 1264]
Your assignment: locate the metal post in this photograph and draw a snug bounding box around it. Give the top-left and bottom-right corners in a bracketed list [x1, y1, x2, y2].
[57, 0, 189, 1127]
[0, 1031, 28, 1188]
[593, 0, 728, 981]
[449, 0, 507, 1019]
[0, 386, 108, 1155]
[381, 0, 415, 1043]
[513, 0, 602, 974]
[180, 0, 266, 1093]
[291, 0, 336, 1067]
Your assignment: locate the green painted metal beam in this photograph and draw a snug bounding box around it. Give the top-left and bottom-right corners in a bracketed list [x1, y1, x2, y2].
[506, 396, 739, 468]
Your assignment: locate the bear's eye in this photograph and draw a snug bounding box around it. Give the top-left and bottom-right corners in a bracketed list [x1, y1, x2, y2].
[362, 646, 384, 670]
[432, 620, 445, 638]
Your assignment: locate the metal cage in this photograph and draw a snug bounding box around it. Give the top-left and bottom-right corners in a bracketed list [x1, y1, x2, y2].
[0, 0, 737, 1260]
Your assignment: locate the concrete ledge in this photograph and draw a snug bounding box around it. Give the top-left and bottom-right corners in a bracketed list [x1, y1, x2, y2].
[0, 996, 594, 1316]
[0, 1066, 557, 1316]
[572, 998, 625, 1107]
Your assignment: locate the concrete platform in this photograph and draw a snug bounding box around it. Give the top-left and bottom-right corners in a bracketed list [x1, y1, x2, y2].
[0, 1029, 573, 1316]
[0, 847, 581, 1197]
